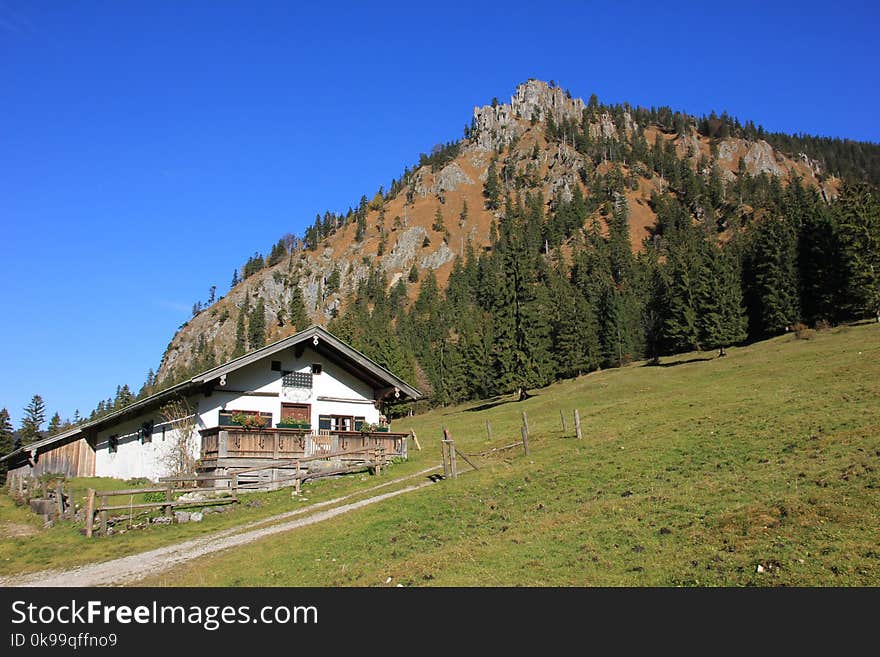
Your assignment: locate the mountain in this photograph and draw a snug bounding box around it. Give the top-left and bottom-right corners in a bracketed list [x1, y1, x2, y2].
[149, 79, 877, 400]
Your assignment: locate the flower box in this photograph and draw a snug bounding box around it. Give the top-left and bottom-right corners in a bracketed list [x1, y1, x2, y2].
[277, 422, 310, 430]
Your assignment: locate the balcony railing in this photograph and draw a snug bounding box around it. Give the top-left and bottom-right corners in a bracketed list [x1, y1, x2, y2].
[199, 427, 408, 462]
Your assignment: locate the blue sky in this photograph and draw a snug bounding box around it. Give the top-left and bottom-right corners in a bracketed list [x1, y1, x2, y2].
[2, 1, 878, 427]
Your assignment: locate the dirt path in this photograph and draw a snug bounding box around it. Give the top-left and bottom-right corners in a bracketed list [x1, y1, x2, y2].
[0, 466, 440, 588]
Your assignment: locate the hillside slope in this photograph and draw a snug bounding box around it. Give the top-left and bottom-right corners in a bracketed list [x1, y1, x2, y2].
[156, 79, 842, 384]
[140, 322, 880, 586]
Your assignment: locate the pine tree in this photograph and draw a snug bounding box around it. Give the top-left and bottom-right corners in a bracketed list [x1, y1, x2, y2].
[248, 298, 267, 350]
[288, 284, 309, 331]
[408, 264, 419, 283]
[231, 269, 240, 289]
[0, 408, 13, 482]
[20, 395, 46, 446]
[48, 412, 62, 435]
[459, 200, 469, 226]
[836, 181, 880, 321]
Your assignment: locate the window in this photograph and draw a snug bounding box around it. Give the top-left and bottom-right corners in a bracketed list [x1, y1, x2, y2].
[271, 360, 282, 372]
[354, 416, 366, 430]
[219, 409, 272, 427]
[108, 435, 119, 454]
[311, 363, 322, 375]
[319, 415, 353, 432]
[139, 420, 153, 444]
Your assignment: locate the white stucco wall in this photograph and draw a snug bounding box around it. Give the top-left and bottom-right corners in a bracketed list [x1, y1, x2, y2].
[200, 344, 381, 429]
[93, 404, 201, 481]
[91, 343, 385, 481]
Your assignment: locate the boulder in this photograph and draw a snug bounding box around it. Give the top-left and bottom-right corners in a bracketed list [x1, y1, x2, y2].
[174, 511, 191, 524]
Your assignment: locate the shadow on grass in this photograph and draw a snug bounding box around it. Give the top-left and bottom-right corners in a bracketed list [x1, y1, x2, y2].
[645, 355, 718, 368]
[463, 393, 533, 412]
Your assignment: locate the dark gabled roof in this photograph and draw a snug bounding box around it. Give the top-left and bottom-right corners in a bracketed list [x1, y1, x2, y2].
[0, 325, 421, 463]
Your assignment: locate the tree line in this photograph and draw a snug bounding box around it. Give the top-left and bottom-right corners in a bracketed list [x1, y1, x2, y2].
[323, 176, 878, 411]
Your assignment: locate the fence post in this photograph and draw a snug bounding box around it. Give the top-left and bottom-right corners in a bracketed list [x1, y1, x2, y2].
[54, 481, 64, 520]
[294, 462, 301, 495]
[165, 486, 173, 518]
[410, 430, 422, 452]
[486, 420, 492, 442]
[100, 496, 108, 535]
[440, 431, 450, 478]
[65, 484, 74, 520]
[85, 488, 96, 538]
[560, 409, 567, 434]
[445, 431, 458, 480]
[231, 472, 239, 497]
[522, 411, 529, 435]
[574, 410, 582, 440]
[521, 425, 530, 456]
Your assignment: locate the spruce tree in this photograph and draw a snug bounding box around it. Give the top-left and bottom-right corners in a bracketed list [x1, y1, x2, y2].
[432, 207, 445, 232]
[408, 264, 419, 283]
[836, 181, 880, 321]
[20, 395, 46, 446]
[744, 215, 800, 337]
[288, 284, 309, 331]
[697, 241, 747, 354]
[248, 298, 267, 350]
[549, 263, 599, 377]
[232, 307, 247, 358]
[0, 408, 13, 482]
[48, 412, 62, 435]
[798, 202, 844, 325]
[483, 158, 500, 210]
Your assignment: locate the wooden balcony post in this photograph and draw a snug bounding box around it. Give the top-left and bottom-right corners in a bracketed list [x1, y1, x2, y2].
[218, 430, 228, 458]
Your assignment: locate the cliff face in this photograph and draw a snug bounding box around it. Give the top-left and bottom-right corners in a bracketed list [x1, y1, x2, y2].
[156, 79, 837, 383]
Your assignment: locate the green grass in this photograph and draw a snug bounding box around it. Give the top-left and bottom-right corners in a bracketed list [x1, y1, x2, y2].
[4, 323, 879, 585]
[0, 460, 431, 576]
[138, 322, 880, 586]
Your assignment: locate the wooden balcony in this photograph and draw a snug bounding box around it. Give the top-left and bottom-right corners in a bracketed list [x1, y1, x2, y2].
[199, 427, 408, 471]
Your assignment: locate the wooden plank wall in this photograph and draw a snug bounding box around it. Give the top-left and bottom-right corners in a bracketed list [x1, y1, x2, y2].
[8, 437, 96, 481]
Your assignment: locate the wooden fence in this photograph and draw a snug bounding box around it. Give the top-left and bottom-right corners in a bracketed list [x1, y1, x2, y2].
[84, 485, 239, 538]
[441, 408, 586, 478]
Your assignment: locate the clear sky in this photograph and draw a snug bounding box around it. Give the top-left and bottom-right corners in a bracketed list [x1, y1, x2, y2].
[2, 1, 878, 427]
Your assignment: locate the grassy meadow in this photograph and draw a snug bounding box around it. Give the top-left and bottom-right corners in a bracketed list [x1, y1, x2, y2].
[133, 321, 880, 586]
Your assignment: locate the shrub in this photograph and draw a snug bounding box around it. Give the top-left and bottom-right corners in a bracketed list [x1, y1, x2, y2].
[792, 322, 816, 340]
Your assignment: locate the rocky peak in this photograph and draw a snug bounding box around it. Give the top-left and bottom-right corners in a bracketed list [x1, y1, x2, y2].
[511, 79, 585, 126]
[472, 79, 586, 151]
